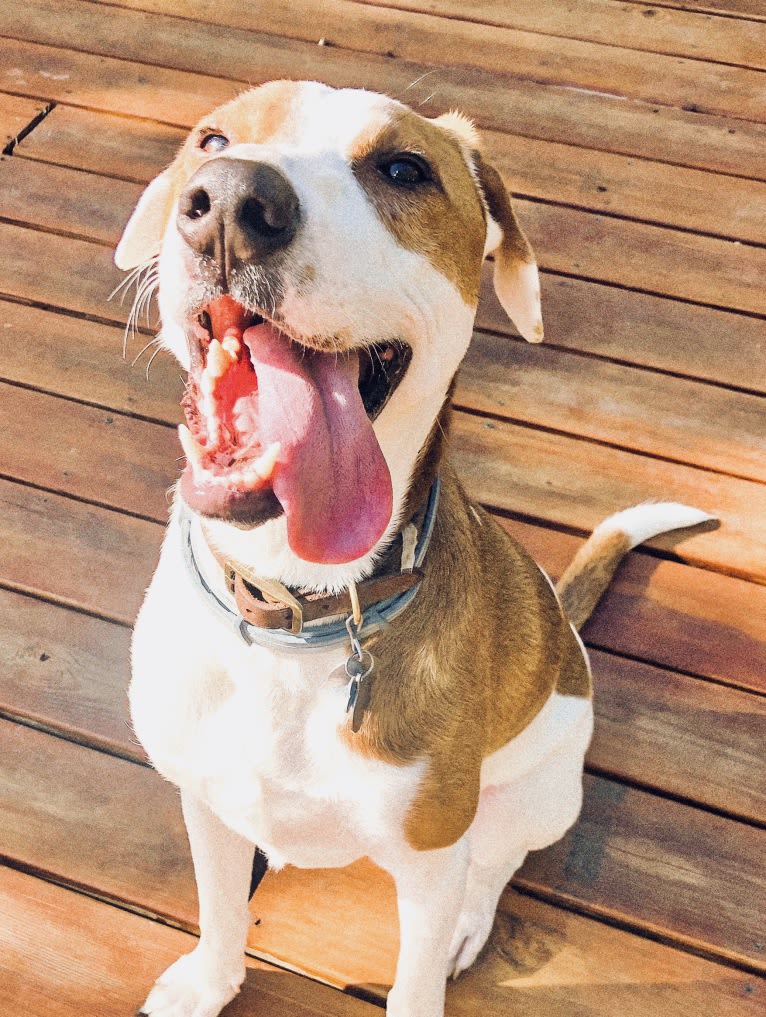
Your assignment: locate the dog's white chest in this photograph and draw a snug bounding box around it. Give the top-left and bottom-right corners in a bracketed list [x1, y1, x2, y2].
[130, 545, 422, 869]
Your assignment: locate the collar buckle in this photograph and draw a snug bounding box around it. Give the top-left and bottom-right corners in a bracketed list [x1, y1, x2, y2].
[224, 561, 305, 635]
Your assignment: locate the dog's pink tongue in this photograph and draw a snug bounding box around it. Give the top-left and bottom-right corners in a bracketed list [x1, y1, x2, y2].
[244, 323, 392, 564]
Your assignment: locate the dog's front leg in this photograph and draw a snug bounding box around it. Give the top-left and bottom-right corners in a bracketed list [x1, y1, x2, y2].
[374, 836, 469, 1017]
[139, 790, 255, 1017]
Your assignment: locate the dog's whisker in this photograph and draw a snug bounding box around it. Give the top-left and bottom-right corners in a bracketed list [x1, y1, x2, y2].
[130, 336, 161, 368]
[145, 344, 163, 380]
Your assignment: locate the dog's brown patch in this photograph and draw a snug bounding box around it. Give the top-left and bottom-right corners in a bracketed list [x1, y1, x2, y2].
[351, 110, 486, 307]
[345, 464, 590, 851]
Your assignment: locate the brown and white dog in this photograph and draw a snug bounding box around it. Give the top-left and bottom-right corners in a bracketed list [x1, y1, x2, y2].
[116, 81, 710, 1017]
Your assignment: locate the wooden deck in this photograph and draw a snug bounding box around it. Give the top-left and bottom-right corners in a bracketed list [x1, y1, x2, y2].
[1, 1, 764, 1013]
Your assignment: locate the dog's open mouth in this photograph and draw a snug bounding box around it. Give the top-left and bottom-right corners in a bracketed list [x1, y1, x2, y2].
[179, 295, 411, 564]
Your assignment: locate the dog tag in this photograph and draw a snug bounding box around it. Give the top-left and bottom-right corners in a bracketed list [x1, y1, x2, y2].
[346, 650, 374, 733]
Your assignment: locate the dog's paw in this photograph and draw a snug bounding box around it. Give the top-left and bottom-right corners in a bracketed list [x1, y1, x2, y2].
[138, 950, 244, 1017]
[447, 905, 495, 979]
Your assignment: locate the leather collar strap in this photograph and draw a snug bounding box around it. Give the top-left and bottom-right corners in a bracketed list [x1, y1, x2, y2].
[224, 562, 422, 635]
[181, 477, 440, 650]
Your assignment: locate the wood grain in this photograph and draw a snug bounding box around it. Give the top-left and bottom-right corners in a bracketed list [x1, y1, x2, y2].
[16, 103, 184, 181]
[453, 412, 766, 583]
[0, 91, 47, 150]
[2, 32, 765, 181]
[0, 866, 376, 1017]
[1, 357, 760, 581]
[459, 333, 766, 482]
[0, 477, 162, 623]
[477, 272, 766, 396]
[344, 0, 766, 68]
[1, 719, 763, 976]
[71, 0, 766, 121]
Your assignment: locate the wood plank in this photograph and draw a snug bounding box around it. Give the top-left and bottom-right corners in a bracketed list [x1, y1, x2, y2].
[1, 154, 141, 243]
[621, 0, 766, 22]
[16, 104, 183, 181]
[0, 588, 139, 757]
[1, 719, 763, 976]
[448, 888, 762, 1016]
[2, 33, 765, 181]
[0, 866, 376, 1017]
[1, 357, 761, 582]
[517, 774, 766, 971]
[0, 91, 47, 150]
[0, 477, 161, 623]
[514, 200, 765, 315]
[482, 129, 766, 246]
[2, 581, 763, 822]
[346, 0, 766, 68]
[460, 333, 766, 483]
[0, 302, 182, 422]
[71, 0, 766, 122]
[3, 298, 764, 493]
[0, 380, 177, 520]
[4, 255, 764, 414]
[587, 648, 766, 824]
[15, 105, 766, 248]
[3, 853, 759, 1017]
[0, 223, 125, 321]
[453, 412, 766, 583]
[477, 273, 766, 396]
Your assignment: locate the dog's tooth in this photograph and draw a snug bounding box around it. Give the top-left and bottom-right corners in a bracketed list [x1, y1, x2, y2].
[221, 331, 241, 360]
[250, 442, 281, 481]
[207, 338, 230, 379]
[178, 424, 205, 474]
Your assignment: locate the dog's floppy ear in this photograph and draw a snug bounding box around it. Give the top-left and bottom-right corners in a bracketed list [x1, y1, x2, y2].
[473, 152, 543, 343]
[115, 168, 174, 270]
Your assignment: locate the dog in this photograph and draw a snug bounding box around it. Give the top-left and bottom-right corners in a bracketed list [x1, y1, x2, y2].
[115, 80, 711, 1017]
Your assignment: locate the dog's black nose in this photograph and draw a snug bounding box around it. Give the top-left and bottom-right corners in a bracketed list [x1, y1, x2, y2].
[176, 158, 300, 269]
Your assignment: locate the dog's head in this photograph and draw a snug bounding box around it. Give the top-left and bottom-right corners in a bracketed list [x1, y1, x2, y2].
[116, 81, 541, 573]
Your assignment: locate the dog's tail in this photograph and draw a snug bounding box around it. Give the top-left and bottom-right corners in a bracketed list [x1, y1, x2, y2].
[556, 503, 714, 631]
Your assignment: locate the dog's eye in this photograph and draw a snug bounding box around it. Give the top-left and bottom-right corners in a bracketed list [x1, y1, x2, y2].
[200, 133, 230, 153]
[380, 155, 432, 187]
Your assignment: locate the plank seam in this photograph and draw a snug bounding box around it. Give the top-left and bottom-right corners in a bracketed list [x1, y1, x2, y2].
[4, 7, 766, 130]
[538, 268, 766, 321]
[88, 0, 766, 76]
[339, 0, 766, 71]
[0, 375, 179, 431]
[589, 642, 766, 699]
[4, 82, 766, 184]
[456, 402, 766, 488]
[584, 762, 766, 830]
[475, 328, 766, 400]
[0, 470, 171, 526]
[0, 579, 133, 628]
[510, 882, 766, 977]
[1, 100, 56, 156]
[0, 292, 153, 336]
[515, 192, 766, 251]
[618, 0, 766, 24]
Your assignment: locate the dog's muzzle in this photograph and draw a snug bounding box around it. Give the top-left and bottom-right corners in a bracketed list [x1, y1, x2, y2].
[177, 157, 300, 271]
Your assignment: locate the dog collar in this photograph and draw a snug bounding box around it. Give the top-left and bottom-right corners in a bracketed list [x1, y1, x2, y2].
[181, 477, 440, 650]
